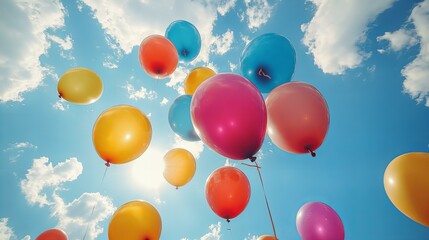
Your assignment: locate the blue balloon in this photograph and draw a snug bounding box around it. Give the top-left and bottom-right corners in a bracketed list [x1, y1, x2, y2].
[168, 95, 200, 141]
[165, 20, 201, 62]
[240, 33, 296, 93]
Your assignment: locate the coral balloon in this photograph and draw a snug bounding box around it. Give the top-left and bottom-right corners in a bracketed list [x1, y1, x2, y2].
[168, 95, 200, 141]
[240, 33, 296, 93]
[257, 235, 277, 240]
[163, 148, 196, 188]
[184, 67, 216, 95]
[108, 200, 162, 240]
[36, 228, 68, 240]
[205, 166, 251, 221]
[191, 73, 267, 160]
[165, 20, 201, 62]
[384, 152, 429, 227]
[57, 67, 103, 104]
[265, 82, 329, 156]
[296, 202, 344, 240]
[93, 105, 152, 165]
[139, 35, 178, 79]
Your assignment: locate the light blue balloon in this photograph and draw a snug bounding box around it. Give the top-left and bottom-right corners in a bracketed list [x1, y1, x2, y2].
[165, 20, 201, 62]
[168, 95, 200, 141]
[240, 33, 296, 93]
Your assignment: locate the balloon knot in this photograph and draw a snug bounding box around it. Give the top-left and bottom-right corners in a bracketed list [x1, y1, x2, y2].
[58, 93, 62, 99]
[306, 146, 316, 157]
[226, 219, 230, 223]
[258, 69, 272, 80]
[182, 49, 188, 57]
[249, 156, 257, 162]
[175, 186, 178, 190]
[105, 161, 111, 167]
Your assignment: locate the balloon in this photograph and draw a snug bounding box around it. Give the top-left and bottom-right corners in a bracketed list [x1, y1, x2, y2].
[384, 152, 429, 227]
[296, 202, 344, 240]
[93, 105, 152, 165]
[108, 200, 162, 240]
[205, 166, 251, 221]
[165, 20, 201, 62]
[139, 35, 178, 79]
[163, 148, 196, 188]
[257, 235, 277, 240]
[191, 73, 267, 160]
[57, 67, 103, 104]
[168, 95, 200, 141]
[265, 82, 329, 156]
[184, 67, 216, 95]
[36, 228, 68, 240]
[240, 33, 296, 93]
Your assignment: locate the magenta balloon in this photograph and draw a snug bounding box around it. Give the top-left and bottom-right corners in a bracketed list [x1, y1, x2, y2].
[296, 202, 345, 240]
[191, 73, 267, 160]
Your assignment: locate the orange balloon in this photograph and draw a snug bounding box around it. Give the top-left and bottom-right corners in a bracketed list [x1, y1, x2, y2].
[257, 235, 277, 240]
[205, 166, 251, 221]
[36, 228, 68, 240]
[163, 148, 196, 188]
[139, 35, 178, 79]
[108, 200, 162, 240]
[384, 152, 429, 227]
[93, 105, 152, 165]
[184, 67, 216, 95]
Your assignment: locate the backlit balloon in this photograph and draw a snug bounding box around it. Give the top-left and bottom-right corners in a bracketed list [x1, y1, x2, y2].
[384, 152, 429, 227]
[165, 20, 201, 62]
[93, 105, 152, 166]
[168, 95, 200, 141]
[184, 67, 216, 95]
[108, 200, 162, 240]
[266, 82, 329, 156]
[57, 67, 103, 104]
[36, 228, 68, 240]
[163, 148, 196, 188]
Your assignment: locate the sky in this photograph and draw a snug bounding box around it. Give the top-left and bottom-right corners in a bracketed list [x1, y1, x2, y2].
[0, 0, 429, 239]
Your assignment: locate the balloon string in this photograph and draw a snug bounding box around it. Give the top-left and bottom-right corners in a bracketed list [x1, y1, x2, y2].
[258, 69, 272, 79]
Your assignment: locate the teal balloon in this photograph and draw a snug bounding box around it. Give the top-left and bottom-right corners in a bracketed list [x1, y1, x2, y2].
[240, 33, 296, 93]
[168, 95, 200, 141]
[165, 20, 201, 62]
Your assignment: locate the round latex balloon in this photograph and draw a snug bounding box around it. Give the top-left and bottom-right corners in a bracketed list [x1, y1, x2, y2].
[139, 35, 178, 79]
[163, 148, 196, 188]
[205, 166, 251, 221]
[240, 33, 296, 93]
[265, 82, 329, 156]
[257, 235, 277, 240]
[191, 73, 267, 160]
[108, 200, 162, 240]
[184, 67, 216, 95]
[384, 152, 429, 227]
[165, 20, 201, 62]
[296, 202, 344, 240]
[168, 95, 200, 141]
[36, 228, 68, 240]
[93, 105, 152, 165]
[57, 67, 103, 104]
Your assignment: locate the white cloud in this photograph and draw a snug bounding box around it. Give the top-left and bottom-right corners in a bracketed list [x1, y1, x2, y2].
[301, 0, 396, 74]
[160, 97, 169, 106]
[243, 0, 274, 30]
[4, 142, 37, 151]
[47, 34, 73, 51]
[212, 29, 234, 55]
[377, 28, 418, 52]
[0, 218, 15, 240]
[201, 222, 222, 240]
[217, 0, 237, 16]
[21, 236, 30, 240]
[172, 135, 204, 159]
[52, 99, 69, 111]
[241, 34, 251, 45]
[0, 0, 66, 102]
[123, 82, 157, 100]
[244, 235, 258, 240]
[166, 65, 188, 95]
[229, 61, 237, 72]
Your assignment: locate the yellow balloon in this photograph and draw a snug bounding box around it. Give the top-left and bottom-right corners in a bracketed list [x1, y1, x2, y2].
[257, 235, 277, 240]
[57, 67, 103, 104]
[93, 105, 152, 165]
[163, 148, 196, 188]
[108, 200, 162, 240]
[184, 67, 216, 95]
[384, 152, 429, 227]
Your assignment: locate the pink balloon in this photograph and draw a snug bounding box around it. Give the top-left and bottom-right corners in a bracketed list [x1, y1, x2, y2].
[296, 202, 345, 240]
[265, 82, 329, 156]
[191, 73, 267, 160]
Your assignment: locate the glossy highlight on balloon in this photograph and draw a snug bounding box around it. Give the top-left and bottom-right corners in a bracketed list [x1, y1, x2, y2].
[205, 166, 251, 221]
[165, 20, 201, 62]
[384, 152, 429, 227]
[93, 105, 152, 165]
[35, 228, 68, 240]
[168, 95, 200, 141]
[191, 73, 267, 160]
[240, 33, 296, 93]
[139, 35, 178, 79]
[108, 200, 162, 240]
[184, 67, 216, 95]
[57, 67, 103, 104]
[163, 148, 196, 188]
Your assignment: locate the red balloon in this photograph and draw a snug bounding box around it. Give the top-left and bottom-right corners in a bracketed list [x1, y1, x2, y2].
[36, 228, 68, 240]
[191, 73, 267, 160]
[205, 166, 251, 221]
[265, 82, 329, 156]
[138, 35, 178, 79]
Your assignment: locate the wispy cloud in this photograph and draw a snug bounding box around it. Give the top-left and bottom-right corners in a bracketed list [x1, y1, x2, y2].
[217, 0, 237, 16]
[123, 82, 157, 100]
[0, 218, 15, 240]
[201, 222, 222, 240]
[242, 0, 274, 31]
[4, 142, 38, 162]
[212, 29, 234, 55]
[377, 28, 418, 52]
[52, 99, 69, 111]
[160, 97, 169, 106]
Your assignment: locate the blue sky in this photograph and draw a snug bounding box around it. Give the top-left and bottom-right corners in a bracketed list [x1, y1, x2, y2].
[1, 0, 429, 239]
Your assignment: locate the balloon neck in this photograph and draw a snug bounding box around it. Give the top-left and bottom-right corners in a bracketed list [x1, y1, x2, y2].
[258, 68, 272, 80]
[305, 146, 316, 157]
[58, 93, 62, 98]
[175, 186, 178, 190]
[249, 156, 257, 162]
[226, 219, 230, 223]
[182, 49, 188, 57]
[105, 161, 111, 167]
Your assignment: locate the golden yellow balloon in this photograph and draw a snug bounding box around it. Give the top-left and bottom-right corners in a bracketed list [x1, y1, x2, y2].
[108, 200, 162, 240]
[257, 235, 277, 240]
[57, 67, 103, 104]
[93, 105, 152, 165]
[184, 67, 216, 95]
[163, 148, 196, 188]
[384, 152, 429, 227]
